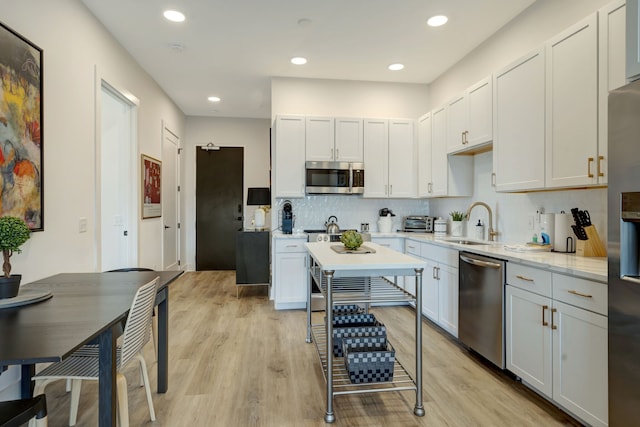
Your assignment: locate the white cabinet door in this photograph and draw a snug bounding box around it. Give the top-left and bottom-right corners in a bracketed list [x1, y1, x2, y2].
[417, 113, 432, 197]
[466, 77, 493, 147]
[599, 0, 626, 186]
[334, 117, 363, 162]
[505, 285, 553, 398]
[626, 0, 640, 81]
[552, 300, 608, 427]
[305, 117, 334, 161]
[430, 106, 448, 197]
[493, 48, 546, 192]
[545, 14, 598, 188]
[447, 94, 467, 153]
[388, 119, 416, 198]
[373, 237, 405, 291]
[274, 116, 306, 198]
[274, 241, 308, 310]
[363, 119, 389, 198]
[421, 260, 439, 321]
[437, 263, 458, 338]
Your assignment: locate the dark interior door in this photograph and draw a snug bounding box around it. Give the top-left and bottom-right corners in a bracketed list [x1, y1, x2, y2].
[196, 147, 244, 270]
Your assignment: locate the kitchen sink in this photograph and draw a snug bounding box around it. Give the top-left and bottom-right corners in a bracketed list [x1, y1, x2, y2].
[441, 239, 490, 245]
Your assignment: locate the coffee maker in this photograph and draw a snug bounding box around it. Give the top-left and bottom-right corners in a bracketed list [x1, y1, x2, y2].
[282, 200, 293, 234]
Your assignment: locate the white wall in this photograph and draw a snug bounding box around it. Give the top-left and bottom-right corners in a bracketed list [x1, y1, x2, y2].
[183, 116, 271, 270]
[0, 0, 185, 398]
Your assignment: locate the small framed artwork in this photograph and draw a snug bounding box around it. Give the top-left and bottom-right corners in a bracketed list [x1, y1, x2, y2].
[0, 21, 44, 230]
[141, 154, 161, 219]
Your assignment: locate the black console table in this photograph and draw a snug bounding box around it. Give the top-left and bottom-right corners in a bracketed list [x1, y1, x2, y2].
[235, 230, 270, 297]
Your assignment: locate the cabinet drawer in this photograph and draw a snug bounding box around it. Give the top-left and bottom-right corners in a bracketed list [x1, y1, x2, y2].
[552, 274, 607, 315]
[506, 263, 552, 297]
[404, 240, 421, 256]
[274, 238, 307, 253]
[421, 243, 458, 267]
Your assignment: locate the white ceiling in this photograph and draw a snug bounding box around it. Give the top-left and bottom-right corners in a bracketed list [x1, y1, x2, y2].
[81, 0, 536, 119]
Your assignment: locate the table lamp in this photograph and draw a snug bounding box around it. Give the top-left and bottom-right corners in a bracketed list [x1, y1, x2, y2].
[247, 187, 271, 230]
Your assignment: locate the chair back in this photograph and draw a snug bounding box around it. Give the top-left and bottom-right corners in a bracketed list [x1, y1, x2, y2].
[119, 277, 159, 369]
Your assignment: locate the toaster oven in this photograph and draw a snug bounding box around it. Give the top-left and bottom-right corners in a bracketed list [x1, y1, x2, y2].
[402, 216, 433, 233]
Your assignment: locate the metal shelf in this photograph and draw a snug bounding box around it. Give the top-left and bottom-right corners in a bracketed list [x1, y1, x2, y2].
[311, 324, 416, 396]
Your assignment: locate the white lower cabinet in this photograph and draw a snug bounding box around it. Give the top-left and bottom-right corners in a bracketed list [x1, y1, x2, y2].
[273, 237, 308, 310]
[405, 240, 458, 337]
[372, 237, 405, 299]
[506, 264, 607, 427]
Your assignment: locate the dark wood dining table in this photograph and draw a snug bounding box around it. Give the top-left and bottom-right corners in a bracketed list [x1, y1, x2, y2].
[0, 270, 184, 427]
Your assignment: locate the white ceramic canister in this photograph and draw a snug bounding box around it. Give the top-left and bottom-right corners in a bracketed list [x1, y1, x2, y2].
[377, 214, 393, 233]
[434, 217, 447, 236]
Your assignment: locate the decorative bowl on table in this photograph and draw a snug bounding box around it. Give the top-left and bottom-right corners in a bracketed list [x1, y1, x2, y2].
[340, 230, 363, 250]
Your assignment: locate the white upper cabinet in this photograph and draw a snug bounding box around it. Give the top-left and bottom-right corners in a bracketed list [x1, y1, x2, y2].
[388, 119, 416, 198]
[305, 117, 334, 161]
[417, 113, 432, 197]
[274, 115, 306, 198]
[447, 76, 493, 154]
[334, 117, 364, 162]
[363, 119, 416, 198]
[305, 117, 364, 162]
[545, 13, 599, 188]
[363, 119, 389, 198]
[493, 48, 546, 192]
[627, 0, 640, 81]
[599, 0, 627, 186]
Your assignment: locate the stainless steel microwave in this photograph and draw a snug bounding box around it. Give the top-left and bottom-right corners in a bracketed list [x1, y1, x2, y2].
[305, 161, 364, 195]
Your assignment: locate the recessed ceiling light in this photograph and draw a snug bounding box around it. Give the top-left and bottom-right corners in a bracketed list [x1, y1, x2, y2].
[427, 15, 448, 27]
[207, 96, 221, 102]
[388, 63, 405, 71]
[291, 57, 308, 65]
[163, 10, 185, 23]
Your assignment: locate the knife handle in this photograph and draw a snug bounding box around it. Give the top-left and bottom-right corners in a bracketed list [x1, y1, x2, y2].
[587, 157, 594, 178]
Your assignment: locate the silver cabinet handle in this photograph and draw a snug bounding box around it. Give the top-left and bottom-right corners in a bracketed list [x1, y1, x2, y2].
[336, 148, 339, 159]
[428, 182, 433, 193]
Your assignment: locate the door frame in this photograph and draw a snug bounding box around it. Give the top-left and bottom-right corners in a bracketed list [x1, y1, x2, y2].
[94, 68, 139, 271]
[162, 123, 181, 270]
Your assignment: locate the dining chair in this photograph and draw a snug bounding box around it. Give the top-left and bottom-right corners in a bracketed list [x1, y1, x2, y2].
[0, 394, 48, 427]
[31, 277, 159, 427]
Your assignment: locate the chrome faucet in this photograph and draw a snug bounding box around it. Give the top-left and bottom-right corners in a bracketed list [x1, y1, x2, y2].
[466, 201, 498, 241]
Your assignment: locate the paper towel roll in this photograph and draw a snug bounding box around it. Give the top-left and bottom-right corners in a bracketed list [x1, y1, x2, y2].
[540, 213, 555, 245]
[553, 213, 575, 253]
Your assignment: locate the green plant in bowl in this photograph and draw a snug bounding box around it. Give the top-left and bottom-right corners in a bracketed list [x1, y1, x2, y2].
[449, 210, 467, 221]
[340, 230, 363, 250]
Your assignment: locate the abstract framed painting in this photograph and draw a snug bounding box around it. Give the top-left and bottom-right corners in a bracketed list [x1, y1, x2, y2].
[0, 22, 43, 230]
[142, 154, 161, 219]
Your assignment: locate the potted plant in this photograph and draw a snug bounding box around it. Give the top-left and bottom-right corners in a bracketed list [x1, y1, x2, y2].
[449, 210, 467, 237]
[0, 216, 31, 299]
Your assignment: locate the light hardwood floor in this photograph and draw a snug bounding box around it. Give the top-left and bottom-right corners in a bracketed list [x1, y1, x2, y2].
[38, 271, 582, 426]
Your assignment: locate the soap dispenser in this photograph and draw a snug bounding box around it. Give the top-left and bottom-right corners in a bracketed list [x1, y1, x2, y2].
[475, 219, 485, 240]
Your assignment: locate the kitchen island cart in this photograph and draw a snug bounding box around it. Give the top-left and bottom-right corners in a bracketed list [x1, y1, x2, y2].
[305, 241, 426, 423]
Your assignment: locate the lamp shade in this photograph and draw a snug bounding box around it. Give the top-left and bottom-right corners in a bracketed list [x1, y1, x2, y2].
[247, 187, 271, 206]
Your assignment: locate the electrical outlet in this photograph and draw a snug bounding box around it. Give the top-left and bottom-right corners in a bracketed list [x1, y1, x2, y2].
[79, 217, 87, 233]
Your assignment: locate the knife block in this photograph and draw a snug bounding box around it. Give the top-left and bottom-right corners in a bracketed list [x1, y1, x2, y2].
[575, 225, 607, 257]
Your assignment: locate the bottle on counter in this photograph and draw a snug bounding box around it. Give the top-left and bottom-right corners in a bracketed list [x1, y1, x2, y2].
[475, 220, 485, 240]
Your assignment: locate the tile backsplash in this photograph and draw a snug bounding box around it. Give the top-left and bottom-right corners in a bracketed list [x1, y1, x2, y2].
[271, 151, 608, 246]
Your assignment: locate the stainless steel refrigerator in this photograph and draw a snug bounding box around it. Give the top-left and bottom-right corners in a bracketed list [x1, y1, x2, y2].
[608, 78, 640, 426]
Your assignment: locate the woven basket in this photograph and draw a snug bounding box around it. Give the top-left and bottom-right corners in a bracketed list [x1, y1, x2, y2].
[343, 341, 395, 384]
[329, 314, 386, 357]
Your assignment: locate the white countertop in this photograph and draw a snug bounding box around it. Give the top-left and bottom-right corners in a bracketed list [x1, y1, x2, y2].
[274, 231, 608, 283]
[305, 242, 427, 278]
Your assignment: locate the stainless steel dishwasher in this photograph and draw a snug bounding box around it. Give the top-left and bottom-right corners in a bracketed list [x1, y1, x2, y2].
[458, 251, 506, 369]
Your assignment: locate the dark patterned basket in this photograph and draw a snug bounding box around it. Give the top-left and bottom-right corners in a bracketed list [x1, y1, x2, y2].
[343, 341, 395, 384]
[332, 304, 363, 315]
[325, 313, 385, 357]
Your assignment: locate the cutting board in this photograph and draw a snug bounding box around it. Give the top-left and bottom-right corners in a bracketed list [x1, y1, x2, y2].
[331, 245, 376, 254]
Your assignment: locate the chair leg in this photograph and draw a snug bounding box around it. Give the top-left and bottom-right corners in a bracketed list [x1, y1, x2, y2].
[35, 415, 49, 427]
[116, 373, 129, 427]
[151, 315, 158, 361]
[69, 379, 82, 426]
[135, 353, 156, 421]
[66, 378, 71, 392]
